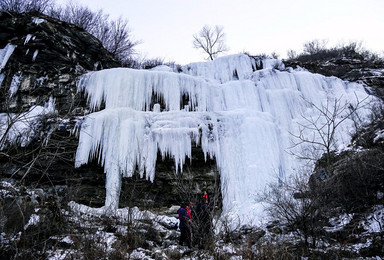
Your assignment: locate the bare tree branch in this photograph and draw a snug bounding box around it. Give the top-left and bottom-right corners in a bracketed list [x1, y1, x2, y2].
[0, 0, 54, 13]
[288, 94, 369, 167]
[193, 25, 228, 60]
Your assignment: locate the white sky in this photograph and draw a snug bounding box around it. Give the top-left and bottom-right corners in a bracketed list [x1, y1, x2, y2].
[61, 0, 384, 65]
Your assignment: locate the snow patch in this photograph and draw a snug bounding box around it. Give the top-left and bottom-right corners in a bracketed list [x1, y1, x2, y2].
[324, 213, 354, 233]
[130, 248, 155, 259]
[363, 205, 384, 233]
[0, 44, 16, 71]
[46, 249, 76, 260]
[32, 49, 39, 61]
[33, 17, 45, 24]
[24, 214, 40, 230]
[24, 34, 33, 45]
[9, 74, 22, 97]
[373, 129, 384, 143]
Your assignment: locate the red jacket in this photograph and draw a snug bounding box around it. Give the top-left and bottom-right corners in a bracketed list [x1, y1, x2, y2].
[186, 207, 192, 219]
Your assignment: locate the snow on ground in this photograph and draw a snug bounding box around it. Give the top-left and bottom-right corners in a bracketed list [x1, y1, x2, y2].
[46, 249, 77, 260]
[75, 54, 378, 226]
[324, 213, 354, 233]
[24, 214, 40, 230]
[362, 205, 384, 233]
[68, 201, 178, 227]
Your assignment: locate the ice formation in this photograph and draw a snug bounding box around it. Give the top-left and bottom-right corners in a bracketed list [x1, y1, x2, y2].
[76, 54, 375, 224]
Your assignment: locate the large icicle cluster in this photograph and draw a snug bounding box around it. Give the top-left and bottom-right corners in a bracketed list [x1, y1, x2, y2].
[76, 54, 374, 223]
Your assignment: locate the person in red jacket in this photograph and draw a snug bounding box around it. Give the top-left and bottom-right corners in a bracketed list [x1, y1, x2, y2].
[195, 196, 212, 249]
[186, 202, 193, 219]
[203, 191, 208, 203]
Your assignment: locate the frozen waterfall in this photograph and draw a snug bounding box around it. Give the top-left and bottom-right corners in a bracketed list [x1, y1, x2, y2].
[75, 54, 374, 224]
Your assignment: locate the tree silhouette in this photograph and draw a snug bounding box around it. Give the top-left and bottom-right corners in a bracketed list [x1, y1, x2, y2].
[193, 25, 228, 60]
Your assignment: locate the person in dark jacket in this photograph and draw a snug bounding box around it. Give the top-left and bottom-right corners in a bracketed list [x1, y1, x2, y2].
[195, 196, 212, 249]
[177, 202, 192, 247]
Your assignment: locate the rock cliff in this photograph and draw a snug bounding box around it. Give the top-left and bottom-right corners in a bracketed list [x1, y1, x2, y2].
[0, 12, 220, 211]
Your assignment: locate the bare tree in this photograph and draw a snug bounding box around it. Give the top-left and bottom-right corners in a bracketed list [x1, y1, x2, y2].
[286, 49, 297, 60]
[262, 170, 319, 249]
[48, 2, 138, 65]
[289, 95, 367, 168]
[303, 39, 328, 55]
[193, 25, 228, 60]
[52, 1, 106, 32]
[100, 17, 139, 64]
[0, 0, 54, 13]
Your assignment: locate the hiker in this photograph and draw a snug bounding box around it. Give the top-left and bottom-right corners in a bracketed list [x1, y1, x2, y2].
[177, 202, 192, 247]
[203, 191, 209, 203]
[195, 196, 212, 249]
[188, 201, 197, 245]
[186, 202, 193, 219]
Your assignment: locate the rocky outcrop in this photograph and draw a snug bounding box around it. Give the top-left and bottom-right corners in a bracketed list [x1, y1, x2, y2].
[310, 100, 384, 212]
[0, 11, 117, 208]
[0, 11, 120, 115]
[308, 102, 384, 257]
[284, 57, 384, 96]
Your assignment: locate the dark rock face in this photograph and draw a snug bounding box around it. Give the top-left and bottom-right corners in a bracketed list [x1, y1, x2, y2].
[0, 12, 120, 115]
[119, 148, 221, 209]
[311, 149, 384, 211]
[0, 11, 116, 208]
[284, 58, 384, 95]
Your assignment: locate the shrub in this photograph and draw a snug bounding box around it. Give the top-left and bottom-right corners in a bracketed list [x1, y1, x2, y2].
[303, 39, 328, 55]
[288, 40, 383, 64]
[261, 171, 321, 249]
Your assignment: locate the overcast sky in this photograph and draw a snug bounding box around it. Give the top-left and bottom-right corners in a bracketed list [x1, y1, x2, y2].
[60, 0, 384, 65]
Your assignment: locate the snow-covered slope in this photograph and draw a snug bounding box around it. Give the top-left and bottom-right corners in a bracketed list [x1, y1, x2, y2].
[76, 54, 375, 225]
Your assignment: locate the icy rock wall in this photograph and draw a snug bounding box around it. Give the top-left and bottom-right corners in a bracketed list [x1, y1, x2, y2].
[0, 97, 57, 149]
[76, 54, 374, 223]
